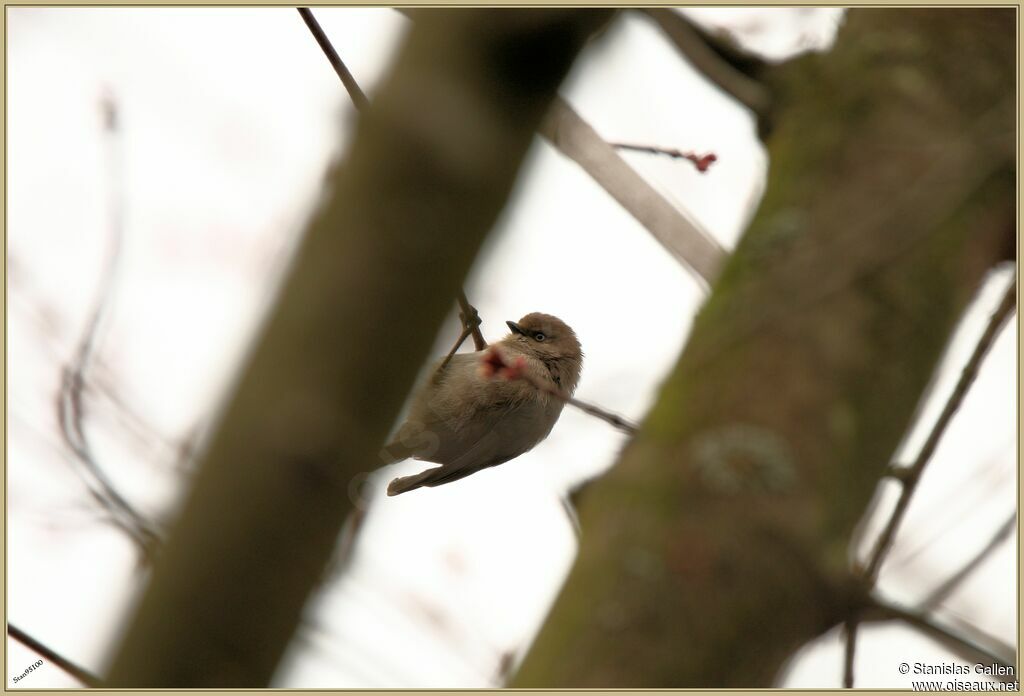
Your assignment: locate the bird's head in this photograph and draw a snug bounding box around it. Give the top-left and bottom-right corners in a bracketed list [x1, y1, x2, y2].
[503, 312, 583, 391]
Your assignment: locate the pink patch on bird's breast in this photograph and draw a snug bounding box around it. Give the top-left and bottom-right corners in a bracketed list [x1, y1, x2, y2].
[479, 347, 527, 380]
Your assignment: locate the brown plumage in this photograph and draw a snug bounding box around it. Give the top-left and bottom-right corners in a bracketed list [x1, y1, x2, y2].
[384, 313, 583, 496]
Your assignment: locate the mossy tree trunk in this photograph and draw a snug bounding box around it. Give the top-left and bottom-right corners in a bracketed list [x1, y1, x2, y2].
[105, 9, 612, 687]
[515, 8, 1014, 687]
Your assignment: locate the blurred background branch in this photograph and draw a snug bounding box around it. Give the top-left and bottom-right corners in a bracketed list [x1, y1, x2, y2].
[839, 276, 1017, 685]
[298, 6, 487, 358]
[919, 512, 1015, 613]
[540, 98, 727, 286]
[8, 625, 104, 688]
[863, 277, 1017, 583]
[105, 9, 612, 686]
[862, 600, 1016, 680]
[6, 7, 1014, 690]
[640, 8, 771, 125]
[56, 92, 162, 560]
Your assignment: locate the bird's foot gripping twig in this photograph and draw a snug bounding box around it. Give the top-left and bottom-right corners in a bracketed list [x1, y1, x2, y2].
[438, 291, 488, 373]
[457, 290, 486, 350]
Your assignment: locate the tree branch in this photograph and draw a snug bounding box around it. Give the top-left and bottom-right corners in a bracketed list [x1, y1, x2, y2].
[842, 616, 859, 687]
[298, 7, 487, 363]
[483, 347, 638, 435]
[297, 8, 368, 111]
[920, 512, 1016, 612]
[514, 9, 1015, 687]
[8, 625, 104, 688]
[106, 10, 612, 686]
[56, 91, 161, 560]
[863, 600, 1016, 681]
[457, 289, 487, 351]
[540, 98, 727, 286]
[864, 276, 1016, 583]
[610, 141, 718, 172]
[640, 9, 771, 126]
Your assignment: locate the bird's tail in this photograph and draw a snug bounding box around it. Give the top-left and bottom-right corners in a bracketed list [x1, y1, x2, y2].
[387, 468, 439, 496]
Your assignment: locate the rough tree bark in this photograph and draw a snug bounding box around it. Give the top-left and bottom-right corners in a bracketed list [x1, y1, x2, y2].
[106, 9, 612, 687]
[514, 8, 1014, 687]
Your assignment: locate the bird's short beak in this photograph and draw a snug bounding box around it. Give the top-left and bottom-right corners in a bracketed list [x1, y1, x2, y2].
[506, 320, 526, 336]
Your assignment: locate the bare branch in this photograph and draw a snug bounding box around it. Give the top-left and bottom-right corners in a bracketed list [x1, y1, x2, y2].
[864, 599, 1016, 680]
[8, 624, 104, 688]
[864, 276, 1017, 583]
[920, 512, 1015, 612]
[610, 141, 718, 172]
[640, 9, 771, 121]
[482, 347, 638, 435]
[107, 11, 613, 685]
[842, 617, 858, 687]
[457, 290, 487, 351]
[298, 8, 369, 111]
[57, 92, 161, 560]
[540, 98, 727, 286]
[438, 294, 487, 373]
[297, 7, 487, 364]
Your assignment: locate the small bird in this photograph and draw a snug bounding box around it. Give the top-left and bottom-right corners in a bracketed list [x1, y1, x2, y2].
[384, 312, 583, 496]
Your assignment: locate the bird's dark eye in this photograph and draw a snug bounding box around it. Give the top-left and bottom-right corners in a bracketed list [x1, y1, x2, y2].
[534, 332, 546, 342]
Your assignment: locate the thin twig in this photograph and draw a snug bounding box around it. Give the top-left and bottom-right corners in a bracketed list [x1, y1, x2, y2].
[438, 324, 476, 373]
[563, 392, 639, 435]
[864, 600, 1016, 681]
[610, 142, 718, 172]
[522, 361, 638, 434]
[541, 98, 727, 286]
[920, 512, 1016, 612]
[57, 91, 161, 559]
[297, 7, 488, 365]
[297, 8, 369, 111]
[484, 348, 639, 435]
[842, 616, 858, 687]
[458, 290, 487, 351]
[863, 276, 1016, 583]
[8, 624, 104, 688]
[641, 8, 771, 120]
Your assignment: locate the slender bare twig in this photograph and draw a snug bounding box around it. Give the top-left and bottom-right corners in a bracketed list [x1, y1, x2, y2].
[863, 600, 1016, 681]
[843, 277, 1017, 687]
[864, 276, 1017, 583]
[57, 92, 161, 559]
[438, 292, 488, 372]
[562, 391, 639, 435]
[640, 9, 771, 121]
[842, 275, 1016, 685]
[299, 10, 637, 436]
[297, 7, 488, 368]
[484, 347, 639, 435]
[842, 616, 858, 687]
[9, 259, 185, 471]
[394, 9, 726, 288]
[298, 8, 369, 111]
[8, 624, 104, 688]
[610, 142, 718, 172]
[439, 318, 480, 372]
[541, 98, 727, 286]
[920, 512, 1016, 612]
[457, 290, 487, 351]
[88, 367, 184, 461]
